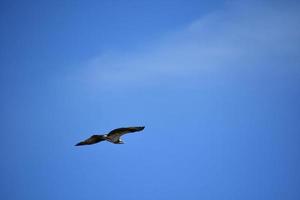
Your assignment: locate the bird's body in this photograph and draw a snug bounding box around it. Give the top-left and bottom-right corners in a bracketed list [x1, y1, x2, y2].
[75, 126, 145, 146]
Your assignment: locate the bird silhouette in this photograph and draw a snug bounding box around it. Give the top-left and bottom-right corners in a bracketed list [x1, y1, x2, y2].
[75, 126, 145, 146]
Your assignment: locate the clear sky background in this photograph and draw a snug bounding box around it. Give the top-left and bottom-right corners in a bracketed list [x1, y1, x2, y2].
[1, 0, 300, 199]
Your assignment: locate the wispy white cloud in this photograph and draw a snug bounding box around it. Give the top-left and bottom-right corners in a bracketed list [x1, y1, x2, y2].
[73, 1, 300, 90]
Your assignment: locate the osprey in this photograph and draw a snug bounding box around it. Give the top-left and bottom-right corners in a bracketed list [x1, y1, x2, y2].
[75, 126, 145, 146]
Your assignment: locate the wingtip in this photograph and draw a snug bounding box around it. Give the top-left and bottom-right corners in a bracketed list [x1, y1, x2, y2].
[75, 142, 84, 146]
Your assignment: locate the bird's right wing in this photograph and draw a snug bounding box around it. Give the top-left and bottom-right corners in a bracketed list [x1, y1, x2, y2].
[75, 135, 106, 146]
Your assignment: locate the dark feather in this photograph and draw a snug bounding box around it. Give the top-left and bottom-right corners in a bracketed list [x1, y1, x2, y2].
[107, 126, 145, 137]
[75, 135, 106, 146]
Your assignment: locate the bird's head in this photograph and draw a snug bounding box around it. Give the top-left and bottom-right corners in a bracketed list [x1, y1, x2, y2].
[118, 139, 124, 144]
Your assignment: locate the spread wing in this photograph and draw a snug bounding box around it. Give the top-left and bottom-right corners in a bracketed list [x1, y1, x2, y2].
[107, 126, 145, 140]
[75, 135, 106, 146]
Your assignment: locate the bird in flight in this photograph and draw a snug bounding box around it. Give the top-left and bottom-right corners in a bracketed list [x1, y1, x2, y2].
[75, 126, 145, 146]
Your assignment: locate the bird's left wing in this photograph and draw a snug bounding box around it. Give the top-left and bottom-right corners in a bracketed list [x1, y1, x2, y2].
[107, 126, 145, 138]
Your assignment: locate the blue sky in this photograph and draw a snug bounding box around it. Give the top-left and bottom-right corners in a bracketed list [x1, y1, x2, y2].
[1, 0, 300, 199]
